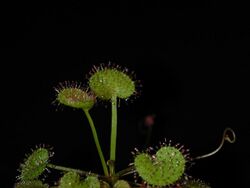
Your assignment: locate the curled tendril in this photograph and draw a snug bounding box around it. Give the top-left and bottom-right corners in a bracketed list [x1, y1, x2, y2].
[195, 127, 236, 160]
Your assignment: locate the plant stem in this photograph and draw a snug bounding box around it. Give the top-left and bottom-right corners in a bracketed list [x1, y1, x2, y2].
[115, 166, 135, 177]
[195, 127, 236, 160]
[110, 96, 117, 168]
[83, 109, 109, 176]
[47, 163, 97, 176]
[47, 163, 110, 181]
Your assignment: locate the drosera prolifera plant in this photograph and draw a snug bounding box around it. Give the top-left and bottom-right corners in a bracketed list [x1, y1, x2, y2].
[15, 63, 236, 188]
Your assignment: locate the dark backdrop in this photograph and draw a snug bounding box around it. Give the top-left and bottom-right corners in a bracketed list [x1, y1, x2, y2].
[1, 1, 249, 188]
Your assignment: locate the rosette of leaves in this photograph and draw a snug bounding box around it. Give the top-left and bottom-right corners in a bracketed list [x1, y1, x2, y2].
[15, 63, 236, 188]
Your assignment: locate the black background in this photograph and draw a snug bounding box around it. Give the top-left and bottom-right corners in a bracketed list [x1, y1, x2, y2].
[1, 1, 249, 187]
